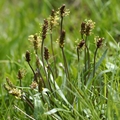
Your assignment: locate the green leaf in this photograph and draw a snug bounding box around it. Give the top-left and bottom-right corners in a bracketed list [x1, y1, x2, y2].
[34, 94, 44, 119]
[56, 76, 62, 87]
[55, 82, 71, 107]
[106, 31, 118, 46]
[86, 49, 108, 88]
[44, 108, 70, 115]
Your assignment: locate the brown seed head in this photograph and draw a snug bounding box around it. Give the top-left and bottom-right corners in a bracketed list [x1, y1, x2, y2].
[30, 81, 38, 89]
[85, 25, 91, 36]
[85, 20, 95, 36]
[33, 34, 40, 51]
[59, 30, 65, 48]
[42, 19, 48, 39]
[80, 22, 86, 35]
[77, 40, 85, 50]
[34, 34, 37, 40]
[60, 4, 66, 17]
[44, 46, 49, 61]
[9, 88, 21, 98]
[80, 19, 95, 36]
[50, 9, 55, 30]
[25, 50, 31, 62]
[17, 69, 25, 80]
[97, 38, 104, 48]
[51, 9, 55, 17]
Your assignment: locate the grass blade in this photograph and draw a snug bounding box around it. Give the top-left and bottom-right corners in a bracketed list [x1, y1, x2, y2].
[86, 49, 108, 88]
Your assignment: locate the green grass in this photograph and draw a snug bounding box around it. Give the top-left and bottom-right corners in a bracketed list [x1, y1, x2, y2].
[0, 0, 120, 119]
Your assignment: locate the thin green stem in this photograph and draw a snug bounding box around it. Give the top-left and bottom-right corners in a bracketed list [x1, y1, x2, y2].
[50, 30, 57, 78]
[37, 68, 46, 88]
[61, 48, 70, 81]
[60, 10, 71, 84]
[84, 41, 87, 85]
[28, 62, 37, 83]
[77, 48, 81, 89]
[93, 47, 98, 78]
[84, 36, 90, 84]
[86, 44, 90, 78]
[77, 48, 80, 62]
[28, 62, 35, 76]
[103, 73, 107, 104]
[19, 79, 22, 87]
[41, 38, 47, 80]
[47, 67, 53, 92]
[47, 61, 56, 90]
[36, 54, 46, 87]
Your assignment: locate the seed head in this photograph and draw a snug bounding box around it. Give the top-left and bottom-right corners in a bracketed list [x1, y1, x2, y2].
[86, 19, 95, 36]
[59, 30, 65, 48]
[25, 50, 31, 62]
[51, 9, 55, 17]
[6, 77, 15, 88]
[44, 46, 49, 61]
[85, 25, 91, 36]
[77, 40, 85, 50]
[17, 69, 25, 80]
[81, 22, 86, 35]
[30, 81, 38, 89]
[60, 4, 66, 17]
[28, 34, 41, 52]
[9, 88, 21, 99]
[4, 83, 12, 91]
[42, 19, 48, 39]
[33, 34, 40, 50]
[50, 9, 55, 30]
[48, 9, 60, 30]
[4, 78, 21, 99]
[97, 37, 104, 48]
[80, 19, 95, 36]
[36, 55, 40, 67]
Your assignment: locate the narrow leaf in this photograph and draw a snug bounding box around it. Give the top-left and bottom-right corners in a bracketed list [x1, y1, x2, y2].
[86, 49, 108, 88]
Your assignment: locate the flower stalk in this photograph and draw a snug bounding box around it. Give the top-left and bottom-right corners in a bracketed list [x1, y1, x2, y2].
[59, 5, 70, 82]
[93, 37, 104, 77]
[25, 50, 38, 83]
[41, 19, 48, 79]
[80, 19, 95, 84]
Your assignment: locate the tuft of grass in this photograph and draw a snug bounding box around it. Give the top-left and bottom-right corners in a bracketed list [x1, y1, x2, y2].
[1, 0, 120, 119]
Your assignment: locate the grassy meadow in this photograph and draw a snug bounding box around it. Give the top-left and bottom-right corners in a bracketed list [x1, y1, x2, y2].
[0, 0, 120, 119]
